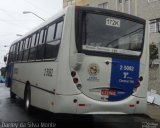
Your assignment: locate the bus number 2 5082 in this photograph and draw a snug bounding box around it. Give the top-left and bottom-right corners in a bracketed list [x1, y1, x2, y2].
[44, 68, 53, 77]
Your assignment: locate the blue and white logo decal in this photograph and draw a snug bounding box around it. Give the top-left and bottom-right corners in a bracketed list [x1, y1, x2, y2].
[108, 58, 140, 101]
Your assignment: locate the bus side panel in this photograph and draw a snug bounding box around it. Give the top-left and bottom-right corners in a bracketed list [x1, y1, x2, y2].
[12, 78, 25, 99]
[55, 6, 80, 95]
[30, 62, 58, 111]
[12, 62, 58, 112]
[5, 63, 14, 87]
[133, 21, 149, 98]
[133, 21, 149, 113]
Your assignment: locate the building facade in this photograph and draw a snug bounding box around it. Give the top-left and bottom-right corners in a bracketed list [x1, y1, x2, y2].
[63, 0, 90, 8]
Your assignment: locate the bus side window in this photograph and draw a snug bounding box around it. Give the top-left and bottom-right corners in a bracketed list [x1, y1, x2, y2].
[36, 29, 46, 60]
[16, 42, 20, 61]
[23, 37, 31, 61]
[29, 34, 37, 61]
[45, 20, 63, 60]
[21, 40, 25, 61]
[35, 32, 40, 46]
[12, 44, 16, 62]
[46, 24, 55, 43]
[18, 40, 24, 61]
[8, 46, 13, 63]
[55, 21, 63, 39]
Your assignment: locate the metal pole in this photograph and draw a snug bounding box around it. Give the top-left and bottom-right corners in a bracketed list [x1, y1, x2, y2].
[23, 11, 45, 21]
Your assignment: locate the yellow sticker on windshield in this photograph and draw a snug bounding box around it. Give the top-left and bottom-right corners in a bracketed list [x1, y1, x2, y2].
[106, 18, 120, 27]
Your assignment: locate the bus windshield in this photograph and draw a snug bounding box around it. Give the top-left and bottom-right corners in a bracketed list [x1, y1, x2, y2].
[81, 13, 145, 56]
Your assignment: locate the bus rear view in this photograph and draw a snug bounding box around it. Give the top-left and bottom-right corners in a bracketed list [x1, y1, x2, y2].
[6, 5, 149, 115]
[68, 6, 149, 114]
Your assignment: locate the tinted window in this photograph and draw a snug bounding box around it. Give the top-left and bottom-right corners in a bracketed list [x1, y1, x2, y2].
[31, 34, 36, 47]
[36, 29, 47, 60]
[81, 13, 145, 56]
[17, 41, 24, 61]
[29, 34, 38, 61]
[16, 43, 20, 53]
[24, 38, 29, 49]
[47, 24, 55, 42]
[55, 21, 63, 39]
[23, 38, 31, 61]
[44, 20, 63, 60]
[9, 45, 14, 62]
[13, 44, 17, 62]
[10, 46, 13, 52]
[43, 29, 47, 43]
[36, 45, 44, 60]
[28, 38, 32, 48]
[39, 30, 44, 44]
[29, 47, 37, 61]
[20, 41, 24, 51]
[15, 42, 20, 61]
[35, 33, 40, 46]
[45, 40, 60, 59]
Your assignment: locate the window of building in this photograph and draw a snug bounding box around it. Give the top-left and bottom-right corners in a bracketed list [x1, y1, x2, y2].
[68, 1, 71, 5]
[119, 0, 122, 3]
[150, 19, 160, 33]
[67, 0, 75, 5]
[124, 0, 130, 14]
[158, 22, 160, 32]
[150, 21, 157, 32]
[148, 0, 158, 3]
[98, 2, 108, 9]
[71, 0, 75, 5]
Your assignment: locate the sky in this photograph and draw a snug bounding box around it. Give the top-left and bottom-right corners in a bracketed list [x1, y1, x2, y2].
[0, 0, 63, 68]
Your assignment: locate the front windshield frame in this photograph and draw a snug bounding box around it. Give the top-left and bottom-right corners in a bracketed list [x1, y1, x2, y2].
[75, 7, 146, 59]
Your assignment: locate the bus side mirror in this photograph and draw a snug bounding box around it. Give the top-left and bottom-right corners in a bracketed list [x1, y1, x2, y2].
[70, 53, 85, 70]
[4, 56, 7, 62]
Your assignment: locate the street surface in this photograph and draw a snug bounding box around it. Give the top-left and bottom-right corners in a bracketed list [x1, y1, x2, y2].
[0, 83, 159, 128]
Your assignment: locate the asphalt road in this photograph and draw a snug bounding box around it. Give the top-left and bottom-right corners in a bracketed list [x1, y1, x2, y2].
[0, 83, 159, 128]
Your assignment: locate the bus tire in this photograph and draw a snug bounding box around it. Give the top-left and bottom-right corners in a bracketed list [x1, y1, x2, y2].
[24, 85, 32, 113]
[10, 90, 16, 99]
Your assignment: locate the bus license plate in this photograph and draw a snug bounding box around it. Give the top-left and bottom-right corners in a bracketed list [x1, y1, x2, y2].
[101, 90, 116, 96]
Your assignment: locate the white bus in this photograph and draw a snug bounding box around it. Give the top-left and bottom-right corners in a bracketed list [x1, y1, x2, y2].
[5, 6, 149, 114]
